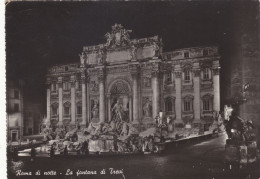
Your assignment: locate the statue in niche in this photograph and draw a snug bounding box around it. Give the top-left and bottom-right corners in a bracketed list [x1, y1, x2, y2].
[91, 101, 99, 119]
[143, 99, 152, 117]
[112, 99, 124, 122]
[143, 77, 151, 87]
[90, 81, 98, 92]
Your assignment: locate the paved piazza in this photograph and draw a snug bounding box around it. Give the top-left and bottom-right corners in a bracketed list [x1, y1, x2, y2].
[8, 134, 260, 179]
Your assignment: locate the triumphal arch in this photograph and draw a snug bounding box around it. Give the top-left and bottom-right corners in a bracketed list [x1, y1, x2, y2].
[46, 24, 220, 131]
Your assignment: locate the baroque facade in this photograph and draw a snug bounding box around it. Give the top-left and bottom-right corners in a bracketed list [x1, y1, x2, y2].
[46, 24, 220, 131]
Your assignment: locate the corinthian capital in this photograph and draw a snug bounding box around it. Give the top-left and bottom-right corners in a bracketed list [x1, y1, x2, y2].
[129, 63, 140, 74]
[97, 68, 105, 82]
[174, 71, 182, 78]
[212, 68, 220, 75]
[193, 69, 200, 77]
[151, 69, 160, 78]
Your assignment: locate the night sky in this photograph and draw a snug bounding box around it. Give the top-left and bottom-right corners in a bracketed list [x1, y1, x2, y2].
[5, 1, 258, 108]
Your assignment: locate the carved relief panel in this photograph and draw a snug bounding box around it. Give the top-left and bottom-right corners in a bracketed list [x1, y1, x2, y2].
[89, 71, 99, 93]
[89, 80, 98, 92]
[142, 70, 152, 88]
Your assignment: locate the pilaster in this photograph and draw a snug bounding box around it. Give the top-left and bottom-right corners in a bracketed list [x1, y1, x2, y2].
[46, 82, 51, 126]
[98, 67, 106, 123]
[70, 75, 76, 125]
[213, 61, 220, 113]
[81, 70, 87, 126]
[86, 73, 90, 124]
[193, 63, 201, 123]
[106, 94, 111, 122]
[58, 77, 63, 126]
[130, 63, 140, 124]
[174, 64, 182, 123]
[151, 61, 161, 119]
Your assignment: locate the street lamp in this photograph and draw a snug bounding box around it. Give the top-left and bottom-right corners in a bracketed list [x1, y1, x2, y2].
[158, 112, 167, 143]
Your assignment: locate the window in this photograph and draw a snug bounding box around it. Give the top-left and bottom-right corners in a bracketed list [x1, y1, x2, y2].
[63, 102, 71, 116]
[64, 106, 70, 115]
[165, 97, 174, 114]
[202, 94, 212, 112]
[165, 72, 172, 84]
[184, 101, 191, 112]
[184, 70, 191, 82]
[183, 96, 193, 112]
[14, 90, 19, 99]
[203, 100, 210, 111]
[51, 104, 58, 116]
[203, 49, 209, 56]
[65, 66, 68, 71]
[77, 102, 82, 116]
[11, 131, 18, 141]
[63, 82, 71, 90]
[51, 83, 57, 91]
[77, 106, 82, 115]
[14, 103, 19, 112]
[184, 52, 189, 58]
[203, 68, 210, 80]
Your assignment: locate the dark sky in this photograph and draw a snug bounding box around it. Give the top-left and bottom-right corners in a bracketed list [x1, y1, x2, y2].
[5, 1, 258, 107]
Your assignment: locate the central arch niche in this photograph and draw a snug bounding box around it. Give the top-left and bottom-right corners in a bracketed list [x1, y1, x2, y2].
[107, 79, 132, 122]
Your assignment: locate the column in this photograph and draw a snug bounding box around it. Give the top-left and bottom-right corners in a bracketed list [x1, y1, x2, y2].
[129, 95, 132, 122]
[193, 63, 201, 122]
[46, 85, 51, 126]
[98, 68, 105, 123]
[175, 64, 182, 123]
[81, 75, 87, 126]
[152, 71, 160, 119]
[107, 94, 111, 122]
[151, 62, 160, 119]
[58, 77, 63, 126]
[86, 75, 90, 124]
[70, 76, 76, 125]
[131, 69, 139, 124]
[213, 61, 220, 113]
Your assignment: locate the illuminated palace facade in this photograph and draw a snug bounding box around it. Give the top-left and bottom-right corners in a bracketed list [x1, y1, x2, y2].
[46, 24, 220, 131]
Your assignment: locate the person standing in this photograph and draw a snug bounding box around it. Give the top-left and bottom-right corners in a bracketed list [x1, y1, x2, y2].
[64, 146, 68, 156]
[13, 147, 18, 161]
[50, 145, 55, 158]
[31, 146, 36, 161]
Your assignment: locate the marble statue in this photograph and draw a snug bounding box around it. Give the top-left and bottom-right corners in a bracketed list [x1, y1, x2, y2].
[97, 49, 104, 64]
[152, 42, 160, 57]
[91, 101, 99, 119]
[112, 100, 124, 122]
[105, 32, 114, 47]
[131, 45, 137, 60]
[143, 99, 152, 117]
[120, 122, 129, 136]
[79, 52, 86, 66]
